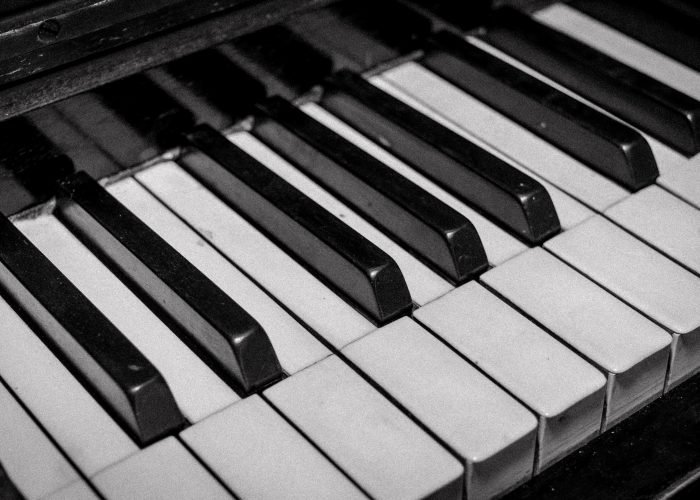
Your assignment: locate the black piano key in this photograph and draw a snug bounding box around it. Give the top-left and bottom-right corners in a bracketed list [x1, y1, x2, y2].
[284, 0, 430, 72]
[140, 45, 414, 321]
[0, 214, 184, 445]
[422, 31, 659, 191]
[25, 106, 122, 181]
[321, 70, 561, 244]
[217, 25, 334, 101]
[0, 462, 24, 500]
[55, 172, 283, 394]
[483, 8, 700, 155]
[572, 0, 700, 72]
[145, 28, 331, 129]
[55, 74, 195, 168]
[394, 0, 491, 32]
[654, 0, 700, 23]
[253, 97, 488, 283]
[183, 124, 413, 324]
[146, 49, 265, 130]
[0, 115, 74, 217]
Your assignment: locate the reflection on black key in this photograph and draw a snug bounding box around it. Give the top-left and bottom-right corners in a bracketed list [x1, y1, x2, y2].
[55, 172, 282, 394]
[183, 124, 413, 324]
[483, 8, 700, 155]
[0, 215, 183, 445]
[217, 26, 333, 101]
[0, 115, 74, 217]
[26, 106, 122, 181]
[285, 0, 429, 72]
[322, 70, 560, 244]
[253, 97, 488, 282]
[397, 0, 491, 32]
[0, 462, 23, 500]
[146, 49, 265, 130]
[422, 31, 659, 190]
[55, 75, 195, 168]
[573, 0, 700, 72]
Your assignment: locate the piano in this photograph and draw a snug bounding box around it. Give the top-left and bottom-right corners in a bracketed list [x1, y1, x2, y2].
[0, 0, 699, 498]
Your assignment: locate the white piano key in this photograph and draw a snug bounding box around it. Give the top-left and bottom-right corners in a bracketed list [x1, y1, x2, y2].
[0, 295, 137, 476]
[0, 382, 79, 499]
[265, 355, 464, 500]
[413, 283, 606, 471]
[650, 140, 700, 210]
[545, 215, 700, 389]
[301, 102, 528, 266]
[471, 31, 700, 210]
[481, 247, 671, 430]
[644, 136, 694, 177]
[135, 162, 375, 349]
[92, 436, 231, 500]
[17, 215, 239, 424]
[227, 131, 452, 306]
[342, 317, 536, 499]
[534, 3, 700, 102]
[182, 395, 366, 500]
[606, 185, 700, 275]
[374, 64, 595, 230]
[107, 176, 330, 375]
[40, 481, 98, 500]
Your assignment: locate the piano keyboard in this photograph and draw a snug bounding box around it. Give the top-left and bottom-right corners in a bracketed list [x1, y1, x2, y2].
[1, 1, 699, 499]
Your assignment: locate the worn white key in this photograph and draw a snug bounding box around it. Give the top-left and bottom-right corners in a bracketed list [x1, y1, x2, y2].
[414, 283, 606, 471]
[481, 247, 671, 429]
[0, 382, 79, 499]
[265, 355, 464, 499]
[92, 436, 231, 499]
[471, 32, 700, 209]
[227, 131, 452, 306]
[545, 215, 700, 389]
[302, 102, 528, 266]
[18, 215, 239, 423]
[535, 4, 700, 102]
[374, 64, 595, 230]
[0, 296, 137, 476]
[107, 176, 330, 375]
[182, 395, 365, 500]
[606, 185, 700, 275]
[342, 317, 536, 498]
[41, 481, 98, 500]
[135, 162, 375, 349]
[650, 140, 700, 210]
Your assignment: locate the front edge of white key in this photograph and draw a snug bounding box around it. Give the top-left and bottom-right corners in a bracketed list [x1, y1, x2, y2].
[264, 355, 464, 500]
[92, 436, 231, 500]
[182, 394, 366, 500]
[342, 316, 537, 498]
[481, 247, 671, 430]
[544, 215, 700, 391]
[414, 283, 606, 472]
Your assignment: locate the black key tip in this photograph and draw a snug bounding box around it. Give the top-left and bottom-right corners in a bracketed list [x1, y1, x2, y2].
[447, 221, 489, 282]
[371, 259, 414, 323]
[127, 370, 186, 445]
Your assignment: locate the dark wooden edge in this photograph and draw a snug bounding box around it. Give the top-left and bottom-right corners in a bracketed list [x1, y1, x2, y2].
[0, 0, 336, 121]
[0, 0, 182, 59]
[506, 371, 700, 499]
